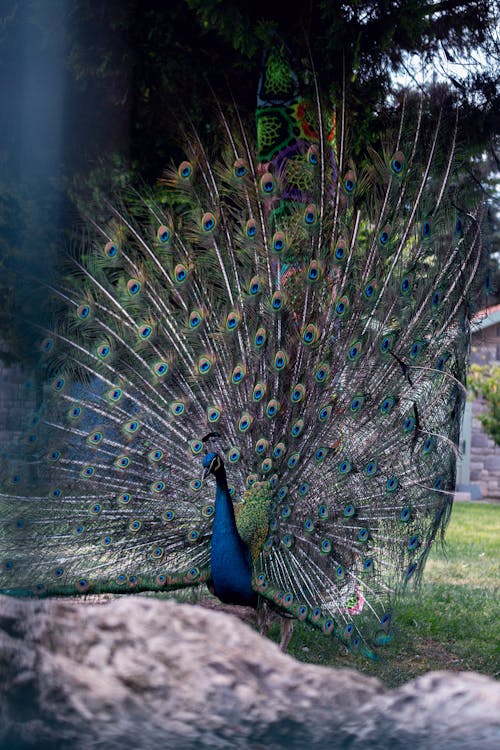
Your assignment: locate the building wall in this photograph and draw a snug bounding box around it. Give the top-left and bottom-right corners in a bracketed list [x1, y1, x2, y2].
[465, 312, 500, 498]
[470, 323, 500, 366]
[469, 399, 500, 498]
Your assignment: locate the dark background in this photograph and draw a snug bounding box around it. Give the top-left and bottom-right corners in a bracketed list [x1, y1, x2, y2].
[0, 0, 498, 365]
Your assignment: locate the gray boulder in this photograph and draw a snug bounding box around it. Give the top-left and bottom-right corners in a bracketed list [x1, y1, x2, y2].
[0, 595, 498, 749]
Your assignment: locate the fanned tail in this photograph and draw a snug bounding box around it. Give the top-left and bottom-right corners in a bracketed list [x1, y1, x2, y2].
[0, 42, 486, 656]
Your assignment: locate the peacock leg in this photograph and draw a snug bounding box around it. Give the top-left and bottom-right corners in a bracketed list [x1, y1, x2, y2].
[279, 617, 294, 652]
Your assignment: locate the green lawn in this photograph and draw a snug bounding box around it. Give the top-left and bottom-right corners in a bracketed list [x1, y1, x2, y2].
[273, 502, 500, 687]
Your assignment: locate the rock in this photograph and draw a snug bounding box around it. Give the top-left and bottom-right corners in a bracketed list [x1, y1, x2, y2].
[348, 671, 500, 749]
[471, 432, 490, 448]
[484, 455, 500, 472]
[1, 595, 499, 750]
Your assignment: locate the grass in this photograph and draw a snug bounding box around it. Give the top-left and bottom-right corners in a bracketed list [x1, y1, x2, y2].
[270, 502, 500, 687]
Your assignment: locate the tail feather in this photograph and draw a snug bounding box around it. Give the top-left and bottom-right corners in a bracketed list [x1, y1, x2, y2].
[0, 44, 486, 654]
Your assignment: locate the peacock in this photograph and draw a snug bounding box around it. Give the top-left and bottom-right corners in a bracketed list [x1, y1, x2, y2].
[0, 43, 486, 658]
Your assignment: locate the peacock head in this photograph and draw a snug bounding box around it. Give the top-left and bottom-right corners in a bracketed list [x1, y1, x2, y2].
[201, 451, 224, 480]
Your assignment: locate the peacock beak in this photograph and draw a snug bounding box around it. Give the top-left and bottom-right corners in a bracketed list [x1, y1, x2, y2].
[201, 466, 210, 482]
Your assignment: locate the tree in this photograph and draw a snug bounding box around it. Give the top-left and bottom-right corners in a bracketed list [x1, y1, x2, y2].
[469, 365, 500, 446]
[0, 0, 498, 365]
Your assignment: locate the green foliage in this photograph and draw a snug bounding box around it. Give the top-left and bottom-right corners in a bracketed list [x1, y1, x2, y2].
[187, 0, 499, 153]
[0, 0, 497, 366]
[12, 0, 500, 175]
[469, 364, 500, 446]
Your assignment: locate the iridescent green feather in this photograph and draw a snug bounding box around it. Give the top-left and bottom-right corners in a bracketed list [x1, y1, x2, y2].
[235, 482, 274, 562]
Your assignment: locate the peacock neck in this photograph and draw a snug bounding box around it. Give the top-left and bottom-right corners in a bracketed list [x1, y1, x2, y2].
[210, 467, 257, 607]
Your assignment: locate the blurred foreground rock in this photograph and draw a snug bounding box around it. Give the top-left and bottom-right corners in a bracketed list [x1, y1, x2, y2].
[0, 595, 498, 749]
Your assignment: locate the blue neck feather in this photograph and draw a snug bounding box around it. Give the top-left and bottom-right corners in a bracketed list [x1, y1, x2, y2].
[210, 468, 257, 607]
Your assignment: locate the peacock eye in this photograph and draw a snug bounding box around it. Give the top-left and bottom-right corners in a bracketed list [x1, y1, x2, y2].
[386, 476, 399, 492]
[433, 477, 444, 490]
[157, 224, 172, 243]
[233, 158, 247, 177]
[127, 279, 141, 296]
[104, 241, 118, 257]
[202, 212, 216, 232]
[403, 417, 415, 432]
[343, 170, 356, 193]
[304, 204, 317, 225]
[246, 219, 257, 237]
[307, 145, 319, 164]
[77, 304, 91, 319]
[260, 172, 274, 193]
[53, 377, 64, 391]
[178, 160, 192, 179]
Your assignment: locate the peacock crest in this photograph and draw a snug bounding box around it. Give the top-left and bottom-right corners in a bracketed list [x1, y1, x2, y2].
[0, 42, 485, 657]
